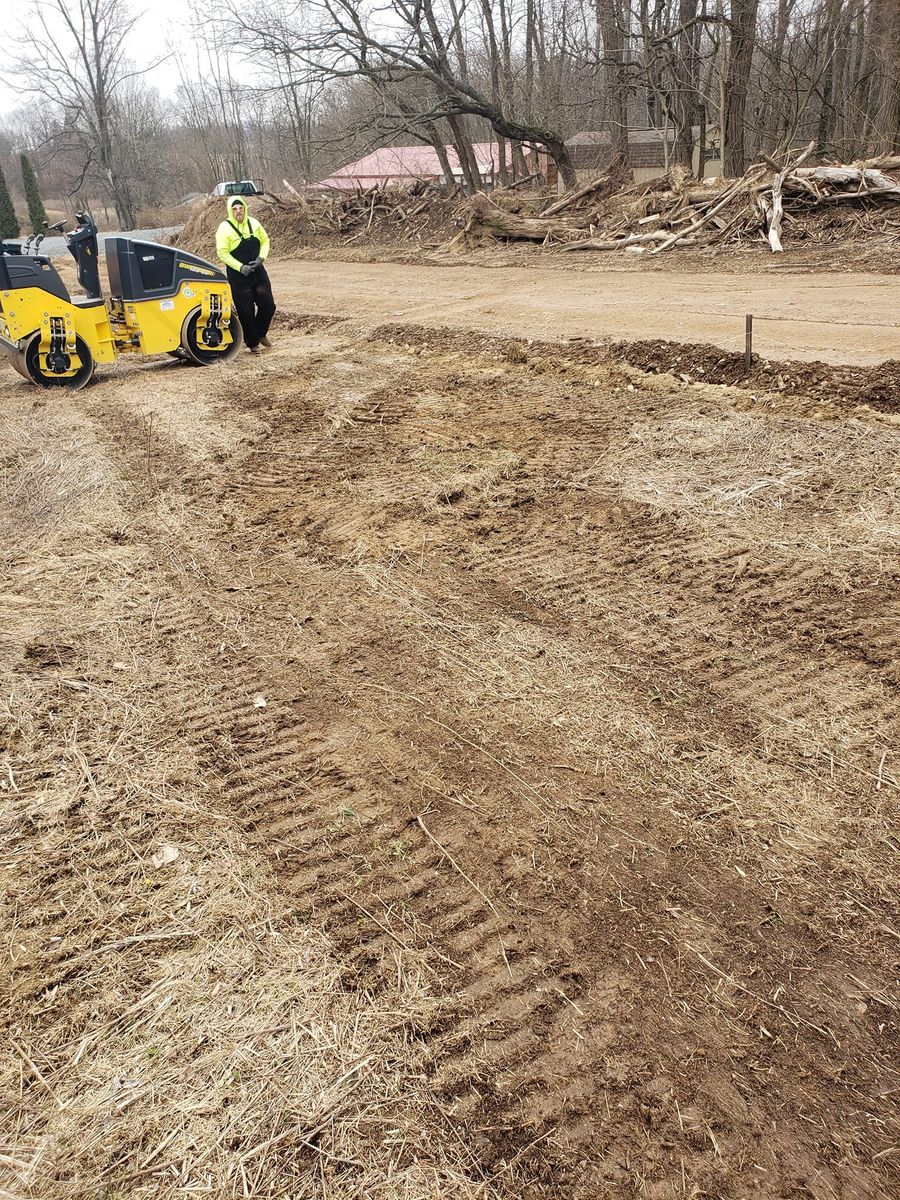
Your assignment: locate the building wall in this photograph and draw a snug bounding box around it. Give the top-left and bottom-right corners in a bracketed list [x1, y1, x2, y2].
[575, 153, 724, 186]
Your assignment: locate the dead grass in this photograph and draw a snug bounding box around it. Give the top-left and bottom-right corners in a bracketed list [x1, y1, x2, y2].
[0, 699, 490, 1198]
[2, 321, 898, 1198]
[615, 409, 899, 546]
[0, 412, 115, 556]
[0, 394, 500, 1200]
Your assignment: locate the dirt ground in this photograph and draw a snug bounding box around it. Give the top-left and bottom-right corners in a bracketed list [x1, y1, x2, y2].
[1, 286, 899, 1200]
[268, 260, 899, 365]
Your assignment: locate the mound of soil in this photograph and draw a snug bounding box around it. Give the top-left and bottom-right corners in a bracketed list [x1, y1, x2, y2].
[610, 340, 900, 414]
[373, 321, 900, 416]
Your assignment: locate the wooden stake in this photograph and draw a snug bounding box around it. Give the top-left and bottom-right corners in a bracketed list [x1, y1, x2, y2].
[745, 314, 753, 373]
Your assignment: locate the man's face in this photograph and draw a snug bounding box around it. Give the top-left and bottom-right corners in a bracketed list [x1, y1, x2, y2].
[233, 203, 245, 220]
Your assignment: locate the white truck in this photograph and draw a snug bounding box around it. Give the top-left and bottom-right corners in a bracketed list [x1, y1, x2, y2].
[212, 180, 264, 197]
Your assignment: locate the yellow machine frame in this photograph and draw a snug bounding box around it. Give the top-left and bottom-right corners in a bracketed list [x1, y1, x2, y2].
[0, 217, 241, 390]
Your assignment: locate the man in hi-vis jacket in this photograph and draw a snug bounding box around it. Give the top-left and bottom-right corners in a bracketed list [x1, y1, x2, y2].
[215, 195, 276, 355]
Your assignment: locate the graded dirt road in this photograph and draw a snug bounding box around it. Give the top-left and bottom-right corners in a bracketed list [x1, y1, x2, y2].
[269, 259, 900, 365]
[1, 309, 898, 1200]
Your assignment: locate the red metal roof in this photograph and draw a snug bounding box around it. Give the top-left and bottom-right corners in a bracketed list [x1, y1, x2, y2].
[311, 142, 528, 189]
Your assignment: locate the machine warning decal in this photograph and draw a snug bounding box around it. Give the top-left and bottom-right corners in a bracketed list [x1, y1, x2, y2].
[160, 299, 175, 310]
[183, 287, 195, 298]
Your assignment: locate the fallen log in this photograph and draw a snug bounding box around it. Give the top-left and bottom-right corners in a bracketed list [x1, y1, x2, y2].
[540, 172, 616, 217]
[767, 143, 816, 252]
[854, 154, 900, 172]
[683, 186, 729, 206]
[465, 191, 580, 241]
[794, 165, 900, 192]
[563, 231, 696, 251]
[813, 186, 900, 203]
[650, 166, 767, 253]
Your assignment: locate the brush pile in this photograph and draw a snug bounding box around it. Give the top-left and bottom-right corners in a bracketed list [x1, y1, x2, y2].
[462, 144, 900, 255]
[288, 178, 460, 244]
[176, 147, 900, 261]
[178, 180, 459, 255]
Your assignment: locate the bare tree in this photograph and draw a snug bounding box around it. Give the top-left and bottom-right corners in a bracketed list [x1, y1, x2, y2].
[723, 0, 760, 174]
[230, 0, 580, 186]
[11, 0, 158, 226]
[595, 0, 630, 164]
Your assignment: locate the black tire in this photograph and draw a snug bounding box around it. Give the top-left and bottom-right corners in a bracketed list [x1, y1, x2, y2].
[22, 331, 95, 390]
[180, 305, 242, 365]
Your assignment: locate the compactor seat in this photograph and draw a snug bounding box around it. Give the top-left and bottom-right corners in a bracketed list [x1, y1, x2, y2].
[0, 253, 70, 303]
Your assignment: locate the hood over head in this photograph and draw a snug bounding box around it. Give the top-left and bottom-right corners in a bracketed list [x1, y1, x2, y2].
[226, 195, 250, 221]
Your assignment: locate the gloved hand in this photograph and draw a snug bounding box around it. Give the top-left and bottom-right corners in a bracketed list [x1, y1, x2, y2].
[239, 263, 253, 276]
[250, 257, 263, 271]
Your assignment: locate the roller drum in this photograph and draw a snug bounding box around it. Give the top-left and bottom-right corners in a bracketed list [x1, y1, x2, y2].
[180, 305, 242, 365]
[21, 331, 95, 390]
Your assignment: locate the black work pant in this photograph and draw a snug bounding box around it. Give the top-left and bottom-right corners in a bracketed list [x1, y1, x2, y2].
[228, 266, 276, 348]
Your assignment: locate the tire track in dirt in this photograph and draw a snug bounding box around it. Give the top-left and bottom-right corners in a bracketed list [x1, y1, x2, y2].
[78, 330, 900, 1199]
[77, 349, 652, 1189]
[460, 389, 899, 787]
[0, 400, 502, 1200]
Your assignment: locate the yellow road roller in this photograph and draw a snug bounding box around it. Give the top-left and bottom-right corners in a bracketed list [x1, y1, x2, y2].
[0, 212, 241, 390]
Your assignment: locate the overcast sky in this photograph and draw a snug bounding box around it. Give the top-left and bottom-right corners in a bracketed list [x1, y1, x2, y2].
[0, 0, 250, 116]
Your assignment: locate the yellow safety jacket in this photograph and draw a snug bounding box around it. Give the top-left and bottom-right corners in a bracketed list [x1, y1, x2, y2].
[215, 196, 271, 272]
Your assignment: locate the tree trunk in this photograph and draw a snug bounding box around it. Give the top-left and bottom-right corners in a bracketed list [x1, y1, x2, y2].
[465, 191, 581, 240]
[671, 0, 700, 170]
[723, 0, 760, 177]
[831, 1, 851, 153]
[477, 0, 506, 186]
[497, 135, 510, 185]
[697, 104, 707, 180]
[815, 0, 843, 155]
[524, 0, 536, 115]
[447, 115, 481, 192]
[430, 133, 458, 189]
[596, 0, 629, 166]
[888, 0, 900, 152]
[844, 0, 867, 148]
[396, 94, 458, 188]
[110, 173, 136, 229]
[545, 138, 578, 188]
